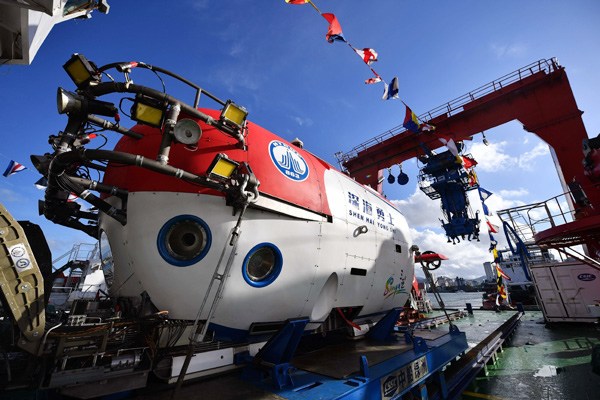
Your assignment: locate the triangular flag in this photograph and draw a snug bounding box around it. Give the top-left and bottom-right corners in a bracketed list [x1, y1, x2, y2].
[438, 137, 458, 157]
[496, 263, 511, 281]
[461, 155, 478, 169]
[382, 77, 399, 100]
[285, 0, 309, 3]
[34, 177, 48, 190]
[3, 160, 26, 177]
[482, 201, 491, 216]
[420, 123, 435, 132]
[365, 76, 382, 84]
[486, 218, 499, 234]
[322, 13, 346, 43]
[478, 187, 493, 202]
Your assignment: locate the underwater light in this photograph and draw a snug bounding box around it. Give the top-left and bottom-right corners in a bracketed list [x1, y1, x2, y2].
[131, 94, 165, 128]
[63, 54, 98, 88]
[220, 100, 248, 129]
[57, 88, 117, 117]
[206, 153, 239, 181]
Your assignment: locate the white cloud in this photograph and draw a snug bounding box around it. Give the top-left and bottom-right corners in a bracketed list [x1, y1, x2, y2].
[469, 141, 549, 172]
[469, 141, 516, 171]
[391, 188, 442, 229]
[518, 142, 549, 170]
[0, 188, 20, 202]
[189, 0, 210, 11]
[390, 186, 533, 279]
[490, 43, 527, 59]
[292, 116, 314, 127]
[213, 67, 264, 92]
[228, 42, 244, 57]
[498, 188, 529, 198]
[411, 228, 490, 279]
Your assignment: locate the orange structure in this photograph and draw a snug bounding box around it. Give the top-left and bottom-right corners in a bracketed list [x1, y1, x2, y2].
[337, 58, 599, 259]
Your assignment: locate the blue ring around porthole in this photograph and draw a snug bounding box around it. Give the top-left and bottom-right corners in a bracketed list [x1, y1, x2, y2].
[157, 215, 212, 267]
[242, 243, 283, 288]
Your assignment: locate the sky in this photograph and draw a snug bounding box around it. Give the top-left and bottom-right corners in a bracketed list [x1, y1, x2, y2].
[0, 0, 599, 279]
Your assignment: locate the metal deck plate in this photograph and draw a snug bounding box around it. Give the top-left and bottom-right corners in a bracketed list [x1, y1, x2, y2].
[292, 338, 415, 379]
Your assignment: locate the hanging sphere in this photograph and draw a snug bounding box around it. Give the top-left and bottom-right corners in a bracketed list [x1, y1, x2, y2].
[397, 172, 409, 185]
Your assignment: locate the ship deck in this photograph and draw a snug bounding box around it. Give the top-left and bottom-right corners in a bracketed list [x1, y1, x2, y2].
[129, 309, 600, 400]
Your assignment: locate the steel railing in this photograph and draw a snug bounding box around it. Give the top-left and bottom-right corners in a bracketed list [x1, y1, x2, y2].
[336, 58, 560, 164]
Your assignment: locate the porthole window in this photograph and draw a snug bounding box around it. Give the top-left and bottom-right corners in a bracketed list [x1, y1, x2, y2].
[157, 215, 211, 267]
[242, 243, 283, 287]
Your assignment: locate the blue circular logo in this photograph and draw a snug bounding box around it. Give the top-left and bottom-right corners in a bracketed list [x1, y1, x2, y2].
[269, 140, 309, 182]
[577, 273, 596, 282]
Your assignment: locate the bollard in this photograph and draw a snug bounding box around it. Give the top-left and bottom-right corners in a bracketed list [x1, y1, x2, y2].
[465, 302, 473, 315]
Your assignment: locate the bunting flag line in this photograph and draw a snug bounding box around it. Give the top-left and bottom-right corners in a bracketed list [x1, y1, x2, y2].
[468, 169, 478, 187]
[438, 137, 459, 157]
[350, 46, 384, 84]
[402, 104, 420, 133]
[3, 160, 26, 177]
[285, 0, 320, 13]
[488, 232, 498, 248]
[354, 47, 378, 65]
[322, 13, 346, 43]
[481, 200, 491, 216]
[365, 76, 382, 84]
[492, 247, 499, 262]
[285, 0, 391, 93]
[420, 122, 436, 132]
[382, 77, 399, 100]
[34, 177, 48, 190]
[496, 263, 508, 304]
[460, 155, 478, 169]
[496, 264, 511, 281]
[486, 218, 499, 234]
[496, 275, 507, 301]
[478, 186, 493, 202]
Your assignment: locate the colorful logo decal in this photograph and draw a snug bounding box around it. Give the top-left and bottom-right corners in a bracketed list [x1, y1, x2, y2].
[577, 273, 596, 282]
[384, 273, 407, 299]
[269, 140, 309, 182]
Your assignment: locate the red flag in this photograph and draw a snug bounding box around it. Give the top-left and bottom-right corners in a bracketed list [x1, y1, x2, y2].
[496, 264, 511, 281]
[365, 76, 382, 84]
[419, 123, 435, 132]
[438, 137, 458, 157]
[461, 155, 478, 169]
[468, 170, 478, 187]
[486, 219, 499, 234]
[322, 13, 345, 43]
[285, 0, 309, 4]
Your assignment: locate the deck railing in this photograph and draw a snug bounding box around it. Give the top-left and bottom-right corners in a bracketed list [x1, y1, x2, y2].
[335, 58, 560, 164]
[497, 192, 574, 244]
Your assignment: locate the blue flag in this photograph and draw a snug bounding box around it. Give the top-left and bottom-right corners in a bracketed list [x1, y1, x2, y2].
[382, 77, 399, 100]
[478, 186, 493, 202]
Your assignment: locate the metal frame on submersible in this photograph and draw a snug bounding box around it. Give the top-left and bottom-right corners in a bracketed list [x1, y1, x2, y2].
[32, 54, 259, 239]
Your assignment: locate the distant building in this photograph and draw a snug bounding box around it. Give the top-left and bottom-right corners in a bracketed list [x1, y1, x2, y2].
[483, 261, 494, 281]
